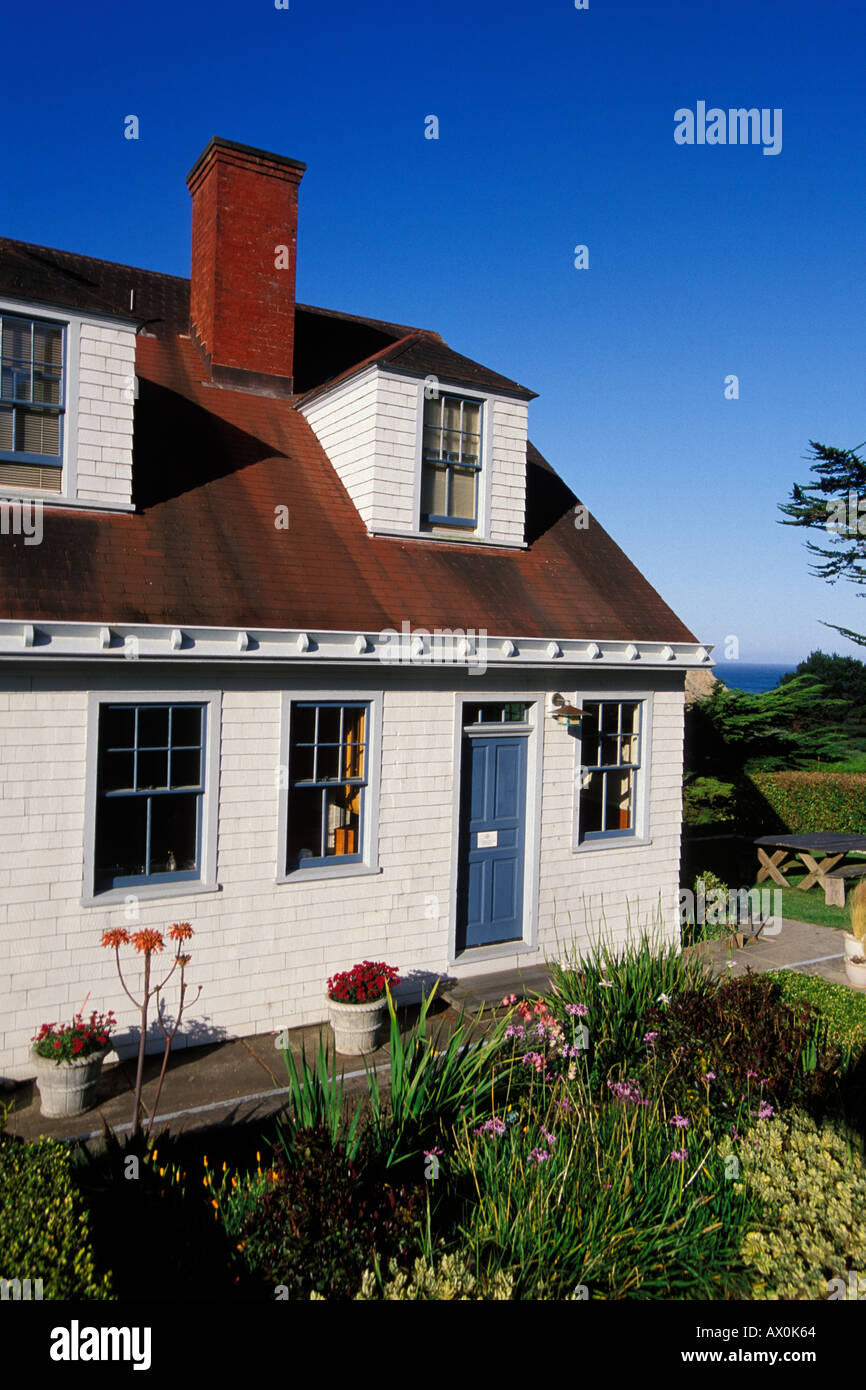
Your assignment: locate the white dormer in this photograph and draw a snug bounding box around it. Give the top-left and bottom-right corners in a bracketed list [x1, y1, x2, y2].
[0, 296, 136, 512]
[298, 363, 529, 548]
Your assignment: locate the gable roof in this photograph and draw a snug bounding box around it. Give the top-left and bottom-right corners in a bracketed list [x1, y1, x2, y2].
[0, 237, 697, 646]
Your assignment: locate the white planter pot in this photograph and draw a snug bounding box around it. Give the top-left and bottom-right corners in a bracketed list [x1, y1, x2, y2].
[30, 1044, 110, 1119]
[327, 995, 389, 1055]
[842, 931, 866, 961]
[843, 955, 866, 990]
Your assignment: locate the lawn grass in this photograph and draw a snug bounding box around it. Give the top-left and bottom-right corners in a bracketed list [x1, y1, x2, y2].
[747, 872, 857, 931]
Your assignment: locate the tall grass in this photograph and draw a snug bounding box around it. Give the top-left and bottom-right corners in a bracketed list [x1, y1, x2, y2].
[365, 983, 512, 1169]
[547, 916, 715, 1086]
[451, 1065, 757, 1300]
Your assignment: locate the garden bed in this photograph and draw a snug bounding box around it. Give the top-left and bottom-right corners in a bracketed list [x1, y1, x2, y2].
[4, 936, 866, 1301]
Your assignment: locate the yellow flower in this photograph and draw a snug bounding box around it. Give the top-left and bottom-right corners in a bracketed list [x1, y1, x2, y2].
[256, 1152, 261, 1163]
[211, 1199, 219, 1210]
[203, 1156, 208, 1167]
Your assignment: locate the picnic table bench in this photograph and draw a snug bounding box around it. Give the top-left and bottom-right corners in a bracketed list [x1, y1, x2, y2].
[753, 833, 866, 906]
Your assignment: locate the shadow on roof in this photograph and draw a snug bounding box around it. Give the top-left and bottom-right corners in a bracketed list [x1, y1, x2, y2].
[132, 380, 283, 508]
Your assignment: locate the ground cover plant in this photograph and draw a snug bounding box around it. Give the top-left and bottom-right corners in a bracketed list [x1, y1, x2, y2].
[0, 1125, 112, 1299]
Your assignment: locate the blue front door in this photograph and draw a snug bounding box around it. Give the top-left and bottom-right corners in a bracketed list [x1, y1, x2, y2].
[457, 735, 527, 949]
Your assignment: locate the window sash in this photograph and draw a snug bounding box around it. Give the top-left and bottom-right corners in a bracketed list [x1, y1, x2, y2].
[287, 702, 369, 868]
[422, 393, 482, 526]
[95, 703, 205, 887]
[0, 314, 65, 466]
[579, 701, 642, 840]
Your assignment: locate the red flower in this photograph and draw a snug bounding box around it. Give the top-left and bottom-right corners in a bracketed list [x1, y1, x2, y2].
[169, 922, 194, 942]
[102, 929, 130, 949]
[131, 929, 165, 954]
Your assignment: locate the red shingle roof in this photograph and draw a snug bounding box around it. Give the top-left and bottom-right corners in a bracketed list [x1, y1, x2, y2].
[0, 325, 696, 643]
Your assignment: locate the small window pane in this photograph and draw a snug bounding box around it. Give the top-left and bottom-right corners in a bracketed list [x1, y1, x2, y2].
[291, 743, 315, 783]
[0, 408, 12, 451]
[171, 706, 202, 747]
[137, 748, 169, 790]
[316, 741, 340, 782]
[601, 735, 620, 767]
[18, 409, 59, 455]
[102, 706, 136, 749]
[601, 704, 619, 734]
[2, 321, 29, 363]
[33, 323, 62, 367]
[317, 706, 340, 744]
[292, 706, 317, 746]
[138, 706, 169, 748]
[102, 751, 135, 793]
[170, 748, 201, 788]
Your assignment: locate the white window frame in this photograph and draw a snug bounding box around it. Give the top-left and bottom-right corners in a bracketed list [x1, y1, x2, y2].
[82, 689, 222, 906]
[414, 382, 493, 539]
[572, 690, 653, 851]
[276, 689, 383, 883]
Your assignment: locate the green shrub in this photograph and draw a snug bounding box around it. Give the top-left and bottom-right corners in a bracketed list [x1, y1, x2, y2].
[240, 1126, 425, 1300]
[772, 969, 866, 1063]
[749, 771, 866, 834]
[641, 971, 841, 1122]
[0, 1134, 112, 1299]
[719, 1109, 866, 1299]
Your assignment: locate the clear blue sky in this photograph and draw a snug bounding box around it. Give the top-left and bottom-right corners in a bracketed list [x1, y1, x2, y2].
[3, 0, 866, 666]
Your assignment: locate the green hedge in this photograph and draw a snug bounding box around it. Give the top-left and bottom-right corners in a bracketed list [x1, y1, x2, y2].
[748, 771, 866, 834]
[0, 1134, 112, 1299]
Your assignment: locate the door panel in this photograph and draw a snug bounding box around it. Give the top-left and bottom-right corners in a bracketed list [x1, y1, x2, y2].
[457, 734, 527, 949]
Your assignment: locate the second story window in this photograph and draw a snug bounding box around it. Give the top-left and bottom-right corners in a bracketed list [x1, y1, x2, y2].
[0, 314, 65, 488]
[421, 393, 482, 528]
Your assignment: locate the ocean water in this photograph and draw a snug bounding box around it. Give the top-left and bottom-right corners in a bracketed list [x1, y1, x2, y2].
[713, 662, 799, 695]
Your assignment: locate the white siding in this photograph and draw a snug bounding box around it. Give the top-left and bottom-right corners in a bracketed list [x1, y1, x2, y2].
[300, 366, 529, 545]
[75, 323, 136, 505]
[488, 399, 528, 547]
[0, 670, 685, 1077]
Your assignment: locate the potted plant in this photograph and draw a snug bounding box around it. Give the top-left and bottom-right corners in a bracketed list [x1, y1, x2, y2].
[843, 879, 866, 961]
[30, 1005, 116, 1118]
[326, 961, 400, 1055]
[845, 954, 866, 989]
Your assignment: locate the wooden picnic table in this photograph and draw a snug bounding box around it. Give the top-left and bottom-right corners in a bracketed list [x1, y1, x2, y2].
[753, 833, 866, 902]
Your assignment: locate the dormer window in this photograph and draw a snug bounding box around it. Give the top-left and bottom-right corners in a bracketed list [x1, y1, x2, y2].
[421, 393, 482, 528]
[0, 312, 65, 492]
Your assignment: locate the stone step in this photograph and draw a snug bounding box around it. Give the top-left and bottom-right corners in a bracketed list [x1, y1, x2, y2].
[441, 965, 554, 1013]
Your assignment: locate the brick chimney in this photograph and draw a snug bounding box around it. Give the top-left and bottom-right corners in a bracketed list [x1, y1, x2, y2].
[186, 137, 305, 395]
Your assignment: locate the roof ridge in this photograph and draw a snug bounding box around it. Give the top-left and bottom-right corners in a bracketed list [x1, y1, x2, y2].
[0, 237, 190, 283]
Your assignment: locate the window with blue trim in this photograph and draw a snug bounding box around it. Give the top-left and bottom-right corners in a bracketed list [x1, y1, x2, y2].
[421, 393, 481, 528]
[577, 700, 641, 841]
[0, 314, 65, 475]
[287, 702, 368, 868]
[95, 704, 205, 888]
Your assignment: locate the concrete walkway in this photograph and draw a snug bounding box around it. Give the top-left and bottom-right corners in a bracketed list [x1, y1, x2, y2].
[3, 920, 859, 1147]
[688, 916, 851, 985]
